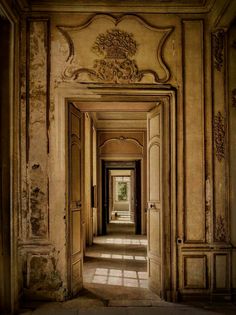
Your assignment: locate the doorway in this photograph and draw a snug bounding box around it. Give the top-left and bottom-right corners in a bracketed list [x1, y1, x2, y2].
[110, 173, 133, 224]
[62, 86, 176, 301]
[102, 160, 141, 235]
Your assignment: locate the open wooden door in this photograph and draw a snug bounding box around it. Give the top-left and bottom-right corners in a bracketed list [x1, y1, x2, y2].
[134, 160, 141, 234]
[147, 104, 163, 297]
[68, 103, 83, 296]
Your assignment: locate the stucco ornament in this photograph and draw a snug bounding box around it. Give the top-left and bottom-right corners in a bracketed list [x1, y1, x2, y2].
[57, 14, 173, 84]
[213, 111, 225, 162]
[212, 29, 225, 71]
[89, 29, 141, 83]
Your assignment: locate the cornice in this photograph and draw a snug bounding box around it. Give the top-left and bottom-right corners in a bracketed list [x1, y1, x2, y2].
[23, 0, 215, 14]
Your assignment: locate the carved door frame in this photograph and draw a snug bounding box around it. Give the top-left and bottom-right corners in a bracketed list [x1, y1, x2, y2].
[60, 84, 177, 300]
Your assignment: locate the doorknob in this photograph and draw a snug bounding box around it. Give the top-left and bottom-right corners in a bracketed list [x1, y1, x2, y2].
[149, 203, 156, 209]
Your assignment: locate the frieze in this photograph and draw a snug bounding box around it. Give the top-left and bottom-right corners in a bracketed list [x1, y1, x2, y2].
[57, 14, 173, 84]
[212, 29, 225, 71]
[213, 111, 225, 162]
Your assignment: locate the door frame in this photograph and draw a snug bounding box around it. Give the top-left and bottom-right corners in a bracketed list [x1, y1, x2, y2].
[61, 84, 176, 300]
[101, 160, 141, 235]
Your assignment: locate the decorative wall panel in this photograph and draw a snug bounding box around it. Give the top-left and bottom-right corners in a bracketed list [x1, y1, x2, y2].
[183, 20, 205, 242]
[228, 19, 236, 252]
[149, 144, 160, 202]
[183, 255, 207, 289]
[214, 254, 229, 290]
[149, 209, 160, 255]
[27, 20, 50, 239]
[212, 28, 228, 244]
[99, 131, 144, 157]
[56, 14, 173, 84]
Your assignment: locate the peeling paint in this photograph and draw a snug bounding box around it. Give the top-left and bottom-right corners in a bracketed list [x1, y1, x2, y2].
[30, 187, 47, 237]
[28, 255, 63, 291]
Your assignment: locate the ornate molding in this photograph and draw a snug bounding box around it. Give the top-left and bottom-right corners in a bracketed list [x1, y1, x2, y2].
[89, 29, 142, 83]
[100, 136, 143, 149]
[212, 29, 225, 71]
[215, 214, 226, 242]
[232, 88, 236, 107]
[57, 14, 173, 84]
[214, 111, 225, 162]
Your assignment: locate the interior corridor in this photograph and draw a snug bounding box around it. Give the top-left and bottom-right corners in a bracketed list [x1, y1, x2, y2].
[83, 223, 159, 305]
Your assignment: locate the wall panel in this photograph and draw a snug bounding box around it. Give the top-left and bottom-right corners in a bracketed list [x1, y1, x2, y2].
[183, 20, 205, 243]
[183, 255, 207, 289]
[214, 254, 229, 290]
[27, 20, 50, 239]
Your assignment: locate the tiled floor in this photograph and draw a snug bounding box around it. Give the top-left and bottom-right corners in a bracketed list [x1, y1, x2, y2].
[83, 223, 157, 301]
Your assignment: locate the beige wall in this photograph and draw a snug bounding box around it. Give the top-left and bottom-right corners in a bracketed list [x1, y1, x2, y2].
[16, 1, 236, 302]
[229, 21, 236, 289]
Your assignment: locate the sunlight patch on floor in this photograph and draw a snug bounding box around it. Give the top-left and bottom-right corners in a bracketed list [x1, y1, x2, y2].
[92, 267, 148, 288]
[100, 253, 147, 260]
[95, 238, 147, 245]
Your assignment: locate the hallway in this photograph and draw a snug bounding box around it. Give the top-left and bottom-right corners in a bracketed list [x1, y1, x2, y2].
[83, 223, 158, 304]
[19, 224, 236, 314]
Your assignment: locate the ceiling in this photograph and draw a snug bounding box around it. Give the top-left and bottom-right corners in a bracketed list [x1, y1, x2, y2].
[73, 100, 156, 130]
[90, 111, 147, 130]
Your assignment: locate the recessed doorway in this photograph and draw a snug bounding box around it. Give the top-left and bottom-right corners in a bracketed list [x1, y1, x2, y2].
[62, 85, 176, 301]
[101, 160, 142, 235]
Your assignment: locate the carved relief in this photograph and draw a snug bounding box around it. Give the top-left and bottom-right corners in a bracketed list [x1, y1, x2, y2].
[57, 14, 173, 84]
[215, 215, 226, 242]
[212, 29, 225, 71]
[89, 29, 142, 83]
[205, 177, 211, 242]
[232, 88, 236, 107]
[214, 111, 225, 162]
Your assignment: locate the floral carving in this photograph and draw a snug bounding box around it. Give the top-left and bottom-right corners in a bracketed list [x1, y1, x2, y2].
[212, 29, 225, 71]
[214, 111, 225, 162]
[232, 89, 236, 107]
[215, 215, 226, 242]
[90, 57, 142, 83]
[88, 29, 145, 83]
[92, 29, 137, 59]
[57, 15, 174, 84]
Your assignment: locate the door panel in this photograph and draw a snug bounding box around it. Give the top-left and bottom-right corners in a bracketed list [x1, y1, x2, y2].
[147, 105, 163, 296]
[68, 103, 83, 296]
